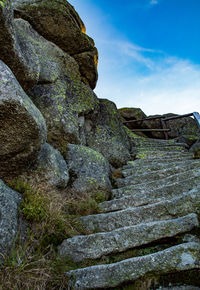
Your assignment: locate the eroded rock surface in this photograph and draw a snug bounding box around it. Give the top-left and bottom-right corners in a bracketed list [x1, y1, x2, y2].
[0, 0, 39, 91]
[65, 144, 111, 194]
[20, 143, 69, 190]
[59, 214, 198, 262]
[0, 180, 22, 261]
[86, 99, 132, 167]
[0, 60, 47, 178]
[67, 243, 200, 289]
[14, 18, 99, 152]
[13, 0, 98, 89]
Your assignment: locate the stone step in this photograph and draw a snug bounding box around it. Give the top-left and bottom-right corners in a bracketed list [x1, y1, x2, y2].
[122, 159, 200, 177]
[113, 169, 200, 198]
[123, 154, 194, 169]
[80, 189, 200, 233]
[100, 186, 200, 213]
[159, 286, 200, 290]
[134, 146, 187, 152]
[135, 142, 188, 148]
[117, 162, 200, 187]
[67, 242, 200, 289]
[59, 214, 198, 262]
[135, 151, 193, 159]
[134, 139, 185, 146]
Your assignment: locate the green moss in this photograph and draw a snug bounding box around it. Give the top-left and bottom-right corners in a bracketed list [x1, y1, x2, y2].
[0, 0, 6, 7]
[7, 179, 85, 248]
[137, 152, 147, 159]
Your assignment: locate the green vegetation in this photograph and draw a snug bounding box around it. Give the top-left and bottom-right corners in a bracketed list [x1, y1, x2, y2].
[0, 179, 105, 289]
[0, 0, 6, 8]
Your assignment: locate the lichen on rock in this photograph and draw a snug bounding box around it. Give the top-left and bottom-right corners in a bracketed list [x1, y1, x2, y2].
[86, 99, 132, 167]
[13, 0, 98, 89]
[65, 144, 111, 194]
[0, 0, 40, 91]
[0, 60, 47, 178]
[0, 180, 22, 262]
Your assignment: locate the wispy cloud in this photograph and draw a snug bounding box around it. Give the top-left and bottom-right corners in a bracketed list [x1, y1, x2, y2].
[150, 0, 159, 5]
[95, 43, 200, 115]
[98, 39, 163, 70]
[69, 0, 200, 115]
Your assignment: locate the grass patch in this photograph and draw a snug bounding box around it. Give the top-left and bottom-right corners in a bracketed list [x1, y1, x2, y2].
[0, 179, 107, 289]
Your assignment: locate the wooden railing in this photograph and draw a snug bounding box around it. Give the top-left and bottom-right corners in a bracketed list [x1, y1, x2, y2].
[123, 112, 200, 140]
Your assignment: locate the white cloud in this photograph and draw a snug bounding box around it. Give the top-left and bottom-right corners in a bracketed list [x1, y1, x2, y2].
[150, 0, 159, 5]
[95, 51, 200, 115]
[69, 0, 200, 116]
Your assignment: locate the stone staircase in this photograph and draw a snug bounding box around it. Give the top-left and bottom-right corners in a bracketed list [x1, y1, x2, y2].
[59, 137, 200, 289]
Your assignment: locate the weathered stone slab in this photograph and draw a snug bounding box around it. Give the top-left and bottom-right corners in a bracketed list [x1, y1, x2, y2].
[101, 186, 200, 213]
[122, 159, 200, 177]
[67, 242, 200, 289]
[113, 168, 200, 198]
[59, 214, 198, 262]
[80, 189, 200, 232]
[117, 162, 200, 187]
[136, 151, 193, 159]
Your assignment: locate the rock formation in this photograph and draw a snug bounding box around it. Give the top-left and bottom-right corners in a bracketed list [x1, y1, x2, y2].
[0, 0, 199, 289]
[0, 0, 132, 265]
[120, 107, 199, 143]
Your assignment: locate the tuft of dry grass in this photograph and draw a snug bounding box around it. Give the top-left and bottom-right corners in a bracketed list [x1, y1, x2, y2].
[112, 169, 124, 180]
[0, 179, 108, 289]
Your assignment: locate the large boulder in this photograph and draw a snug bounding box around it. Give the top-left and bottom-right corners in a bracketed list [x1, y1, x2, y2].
[13, 0, 98, 89]
[0, 0, 39, 91]
[119, 107, 147, 121]
[119, 107, 148, 138]
[14, 19, 99, 153]
[0, 60, 47, 178]
[30, 79, 99, 152]
[20, 143, 69, 190]
[14, 19, 81, 84]
[0, 180, 22, 262]
[65, 144, 111, 195]
[86, 99, 132, 167]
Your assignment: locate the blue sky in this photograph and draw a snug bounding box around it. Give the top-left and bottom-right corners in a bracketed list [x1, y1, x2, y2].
[69, 0, 200, 115]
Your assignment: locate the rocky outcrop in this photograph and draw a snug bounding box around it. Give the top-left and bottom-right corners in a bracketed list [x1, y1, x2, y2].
[13, 0, 98, 89]
[1, 0, 199, 288]
[86, 99, 132, 167]
[0, 180, 22, 261]
[0, 60, 46, 178]
[30, 79, 99, 151]
[14, 18, 99, 152]
[0, 0, 40, 91]
[119, 107, 146, 121]
[65, 144, 111, 194]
